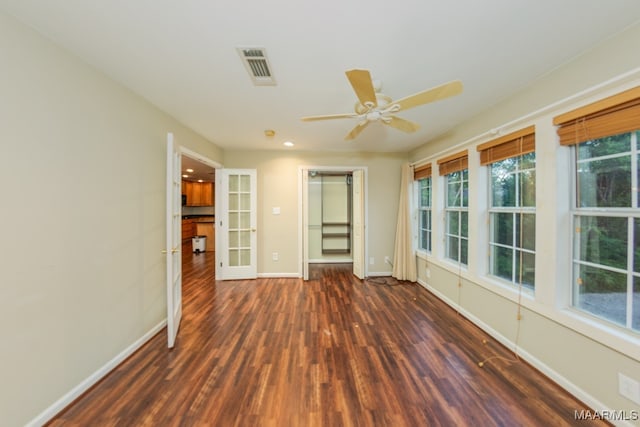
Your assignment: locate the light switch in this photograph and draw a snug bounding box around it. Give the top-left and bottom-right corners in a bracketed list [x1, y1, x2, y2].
[272, 207, 280, 215]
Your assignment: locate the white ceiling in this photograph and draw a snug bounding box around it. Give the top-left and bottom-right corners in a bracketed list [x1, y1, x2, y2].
[2, 0, 640, 153]
[182, 155, 215, 183]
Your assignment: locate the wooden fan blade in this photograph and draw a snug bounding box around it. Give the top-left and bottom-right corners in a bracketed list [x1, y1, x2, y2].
[391, 80, 463, 112]
[345, 121, 370, 140]
[345, 69, 377, 108]
[301, 113, 358, 121]
[385, 116, 420, 133]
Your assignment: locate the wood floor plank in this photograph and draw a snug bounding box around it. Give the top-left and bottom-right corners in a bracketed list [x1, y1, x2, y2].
[47, 256, 608, 426]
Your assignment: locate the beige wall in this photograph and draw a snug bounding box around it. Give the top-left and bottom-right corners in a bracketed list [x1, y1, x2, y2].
[223, 150, 407, 276]
[0, 12, 222, 426]
[410, 22, 640, 422]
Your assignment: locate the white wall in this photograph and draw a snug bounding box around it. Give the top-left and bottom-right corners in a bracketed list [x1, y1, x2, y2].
[410, 22, 640, 424]
[223, 150, 407, 276]
[0, 12, 222, 427]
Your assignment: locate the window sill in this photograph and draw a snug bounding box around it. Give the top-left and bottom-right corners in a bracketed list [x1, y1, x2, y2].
[550, 307, 640, 360]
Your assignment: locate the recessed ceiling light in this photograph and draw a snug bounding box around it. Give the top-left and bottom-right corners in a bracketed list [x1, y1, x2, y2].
[182, 174, 189, 178]
[198, 179, 204, 183]
[283, 141, 294, 147]
[186, 168, 194, 173]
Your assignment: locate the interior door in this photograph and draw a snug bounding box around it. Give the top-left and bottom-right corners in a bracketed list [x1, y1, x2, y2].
[165, 133, 182, 348]
[218, 169, 257, 280]
[352, 169, 365, 279]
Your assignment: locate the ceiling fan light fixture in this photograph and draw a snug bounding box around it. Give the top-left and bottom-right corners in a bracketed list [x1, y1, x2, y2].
[366, 111, 382, 121]
[300, 69, 463, 140]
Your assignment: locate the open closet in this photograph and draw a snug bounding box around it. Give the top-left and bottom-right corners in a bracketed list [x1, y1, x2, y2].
[308, 171, 353, 261]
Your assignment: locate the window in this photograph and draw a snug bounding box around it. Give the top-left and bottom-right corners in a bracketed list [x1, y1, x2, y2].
[414, 163, 432, 252]
[554, 86, 640, 332]
[438, 151, 469, 265]
[478, 126, 536, 289]
[572, 131, 639, 331]
[489, 154, 536, 288]
[445, 169, 468, 264]
[418, 177, 432, 252]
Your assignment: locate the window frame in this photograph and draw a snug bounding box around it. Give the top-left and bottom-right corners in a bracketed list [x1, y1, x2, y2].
[570, 130, 640, 332]
[444, 169, 469, 265]
[417, 176, 432, 253]
[488, 153, 537, 290]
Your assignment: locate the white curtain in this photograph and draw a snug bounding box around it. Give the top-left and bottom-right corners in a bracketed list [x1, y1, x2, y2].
[392, 163, 417, 281]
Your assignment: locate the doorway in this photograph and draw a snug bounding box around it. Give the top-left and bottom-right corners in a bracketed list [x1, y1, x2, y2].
[300, 166, 367, 280]
[165, 139, 221, 348]
[181, 155, 216, 254]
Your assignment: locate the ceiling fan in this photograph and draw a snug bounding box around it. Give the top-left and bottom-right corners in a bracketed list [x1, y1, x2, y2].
[301, 69, 463, 140]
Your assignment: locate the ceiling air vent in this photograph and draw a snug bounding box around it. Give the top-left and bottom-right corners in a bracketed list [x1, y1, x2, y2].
[237, 47, 276, 86]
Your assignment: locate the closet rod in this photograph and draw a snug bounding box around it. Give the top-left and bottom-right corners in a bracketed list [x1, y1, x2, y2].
[312, 171, 353, 177]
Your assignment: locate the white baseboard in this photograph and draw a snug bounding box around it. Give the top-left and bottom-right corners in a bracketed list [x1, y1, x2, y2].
[308, 258, 353, 264]
[26, 320, 167, 427]
[415, 279, 635, 427]
[366, 271, 393, 277]
[257, 272, 301, 278]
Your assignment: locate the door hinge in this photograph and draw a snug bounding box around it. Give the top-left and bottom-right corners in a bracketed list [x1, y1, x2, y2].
[220, 262, 223, 267]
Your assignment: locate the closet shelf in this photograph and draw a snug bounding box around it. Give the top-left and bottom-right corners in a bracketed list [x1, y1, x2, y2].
[319, 173, 352, 256]
[322, 233, 351, 238]
[321, 249, 351, 254]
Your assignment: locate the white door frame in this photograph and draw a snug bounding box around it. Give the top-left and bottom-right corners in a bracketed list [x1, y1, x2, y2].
[180, 147, 223, 171]
[298, 166, 368, 280]
[166, 143, 221, 348]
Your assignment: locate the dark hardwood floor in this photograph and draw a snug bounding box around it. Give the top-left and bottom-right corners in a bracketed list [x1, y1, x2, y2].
[47, 249, 606, 426]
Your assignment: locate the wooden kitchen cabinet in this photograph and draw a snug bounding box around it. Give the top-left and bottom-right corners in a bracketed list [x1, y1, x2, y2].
[190, 182, 202, 204]
[200, 183, 213, 206]
[181, 218, 196, 242]
[183, 181, 214, 206]
[196, 222, 215, 252]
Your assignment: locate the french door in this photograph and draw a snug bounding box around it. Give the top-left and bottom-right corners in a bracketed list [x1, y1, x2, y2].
[165, 133, 182, 348]
[217, 169, 257, 280]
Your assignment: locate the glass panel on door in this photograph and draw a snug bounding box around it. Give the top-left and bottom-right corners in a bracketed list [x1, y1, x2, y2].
[228, 173, 252, 267]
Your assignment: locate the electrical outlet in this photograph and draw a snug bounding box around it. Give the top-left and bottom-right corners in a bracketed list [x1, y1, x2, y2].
[426, 268, 431, 278]
[619, 373, 640, 404]
[272, 252, 279, 261]
[369, 257, 374, 265]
